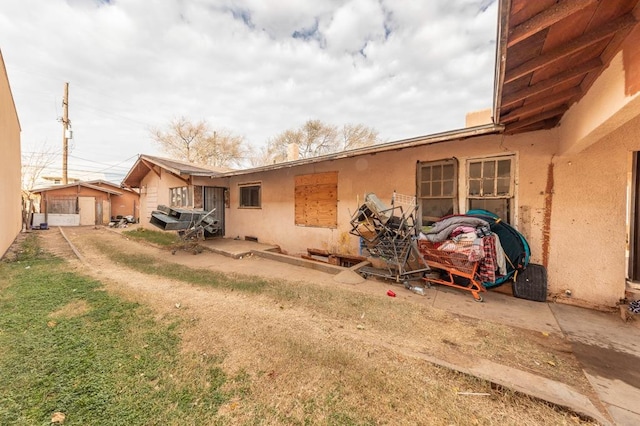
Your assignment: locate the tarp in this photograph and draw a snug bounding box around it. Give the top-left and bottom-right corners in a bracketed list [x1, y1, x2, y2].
[466, 209, 531, 288]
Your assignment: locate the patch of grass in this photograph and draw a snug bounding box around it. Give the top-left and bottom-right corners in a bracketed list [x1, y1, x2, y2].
[0, 238, 244, 425]
[91, 239, 452, 330]
[122, 228, 181, 247]
[86, 238, 599, 425]
[94, 240, 269, 293]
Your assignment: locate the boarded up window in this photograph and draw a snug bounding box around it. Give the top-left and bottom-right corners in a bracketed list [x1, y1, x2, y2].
[48, 196, 77, 214]
[193, 185, 203, 209]
[295, 172, 338, 228]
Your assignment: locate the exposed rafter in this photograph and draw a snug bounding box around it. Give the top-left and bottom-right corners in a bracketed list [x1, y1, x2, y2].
[497, 0, 640, 134]
[141, 159, 161, 178]
[508, 0, 598, 47]
[505, 106, 567, 132]
[502, 87, 581, 123]
[502, 58, 601, 108]
[505, 13, 636, 83]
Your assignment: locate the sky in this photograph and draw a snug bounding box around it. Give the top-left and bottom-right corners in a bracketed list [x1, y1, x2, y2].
[1, 0, 498, 183]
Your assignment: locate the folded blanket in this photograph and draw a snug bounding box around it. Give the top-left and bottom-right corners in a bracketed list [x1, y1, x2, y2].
[425, 216, 489, 243]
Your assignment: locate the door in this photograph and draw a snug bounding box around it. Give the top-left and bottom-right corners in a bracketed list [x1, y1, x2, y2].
[102, 200, 111, 224]
[78, 196, 96, 226]
[203, 186, 225, 236]
[630, 153, 640, 282]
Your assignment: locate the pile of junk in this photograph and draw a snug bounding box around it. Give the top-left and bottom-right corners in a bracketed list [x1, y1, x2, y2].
[108, 215, 136, 228]
[349, 192, 547, 302]
[149, 205, 220, 241]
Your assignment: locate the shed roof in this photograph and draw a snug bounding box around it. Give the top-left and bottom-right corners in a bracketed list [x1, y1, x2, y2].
[494, 0, 640, 133]
[122, 155, 233, 187]
[32, 181, 123, 196]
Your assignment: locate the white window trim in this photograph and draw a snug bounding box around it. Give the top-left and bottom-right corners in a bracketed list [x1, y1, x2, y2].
[461, 153, 519, 225]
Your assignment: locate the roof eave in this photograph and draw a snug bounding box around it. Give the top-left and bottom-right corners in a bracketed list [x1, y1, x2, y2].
[211, 123, 504, 178]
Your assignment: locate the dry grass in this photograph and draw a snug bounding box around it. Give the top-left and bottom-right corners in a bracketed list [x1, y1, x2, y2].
[45, 229, 600, 425]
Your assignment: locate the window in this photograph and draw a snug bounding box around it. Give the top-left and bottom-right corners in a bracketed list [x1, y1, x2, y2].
[295, 172, 338, 228]
[239, 183, 261, 208]
[417, 159, 457, 225]
[48, 196, 77, 214]
[467, 156, 514, 221]
[170, 186, 190, 207]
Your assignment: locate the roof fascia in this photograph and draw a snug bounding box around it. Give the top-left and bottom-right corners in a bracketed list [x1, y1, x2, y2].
[212, 123, 503, 178]
[492, 0, 511, 125]
[80, 182, 122, 195]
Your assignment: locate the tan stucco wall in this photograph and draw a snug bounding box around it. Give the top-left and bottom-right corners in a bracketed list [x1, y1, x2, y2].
[206, 132, 553, 259]
[203, 116, 637, 308]
[548, 117, 639, 307]
[139, 170, 190, 225]
[465, 109, 492, 127]
[0, 50, 22, 258]
[559, 51, 640, 156]
[130, 33, 640, 308]
[550, 41, 640, 307]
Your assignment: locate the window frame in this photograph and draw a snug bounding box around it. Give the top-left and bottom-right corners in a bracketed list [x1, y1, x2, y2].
[239, 182, 262, 209]
[466, 155, 515, 222]
[417, 158, 458, 226]
[169, 186, 190, 208]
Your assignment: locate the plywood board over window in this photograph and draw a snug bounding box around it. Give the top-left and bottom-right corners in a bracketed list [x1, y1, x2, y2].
[295, 171, 338, 228]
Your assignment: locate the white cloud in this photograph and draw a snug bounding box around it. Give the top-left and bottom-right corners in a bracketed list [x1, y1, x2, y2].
[1, 0, 498, 181]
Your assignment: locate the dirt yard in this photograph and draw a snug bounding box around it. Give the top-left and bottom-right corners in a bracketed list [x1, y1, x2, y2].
[32, 226, 603, 424]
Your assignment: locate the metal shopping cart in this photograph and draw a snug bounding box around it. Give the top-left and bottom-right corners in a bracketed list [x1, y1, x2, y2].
[417, 239, 486, 302]
[349, 192, 429, 286]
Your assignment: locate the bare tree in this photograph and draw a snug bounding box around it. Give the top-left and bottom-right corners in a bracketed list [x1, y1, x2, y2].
[150, 117, 248, 168]
[21, 145, 58, 229]
[339, 123, 381, 151]
[259, 119, 383, 165]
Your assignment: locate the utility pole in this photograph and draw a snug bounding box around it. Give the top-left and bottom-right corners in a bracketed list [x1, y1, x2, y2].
[61, 82, 69, 184]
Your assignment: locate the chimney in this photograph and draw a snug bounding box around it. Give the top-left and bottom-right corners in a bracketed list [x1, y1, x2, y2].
[287, 143, 300, 161]
[465, 108, 492, 127]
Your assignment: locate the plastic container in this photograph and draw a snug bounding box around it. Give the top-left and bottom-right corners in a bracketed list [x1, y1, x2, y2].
[386, 290, 396, 297]
[410, 286, 425, 296]
[513, 263, 547, 302]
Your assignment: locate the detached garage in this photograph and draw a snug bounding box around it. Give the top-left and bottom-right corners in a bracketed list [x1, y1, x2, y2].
[31, 180, 139, 227]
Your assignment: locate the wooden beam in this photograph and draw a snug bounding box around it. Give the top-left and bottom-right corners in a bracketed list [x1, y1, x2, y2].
[505, 106, 567, 132]
[140, 159, 161, 178]
[505, 13, 637, 83]
[502, 87, 581, 123]
[502, 58, 601, 108]
[508, 0, 598, 47]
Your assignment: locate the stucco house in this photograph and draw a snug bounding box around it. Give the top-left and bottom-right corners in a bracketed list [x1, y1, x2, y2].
[122, 155, 232, 233]
[124, 0, 640, 310]
[0, 49, 22, 258]
[32, 180, 140, 227]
